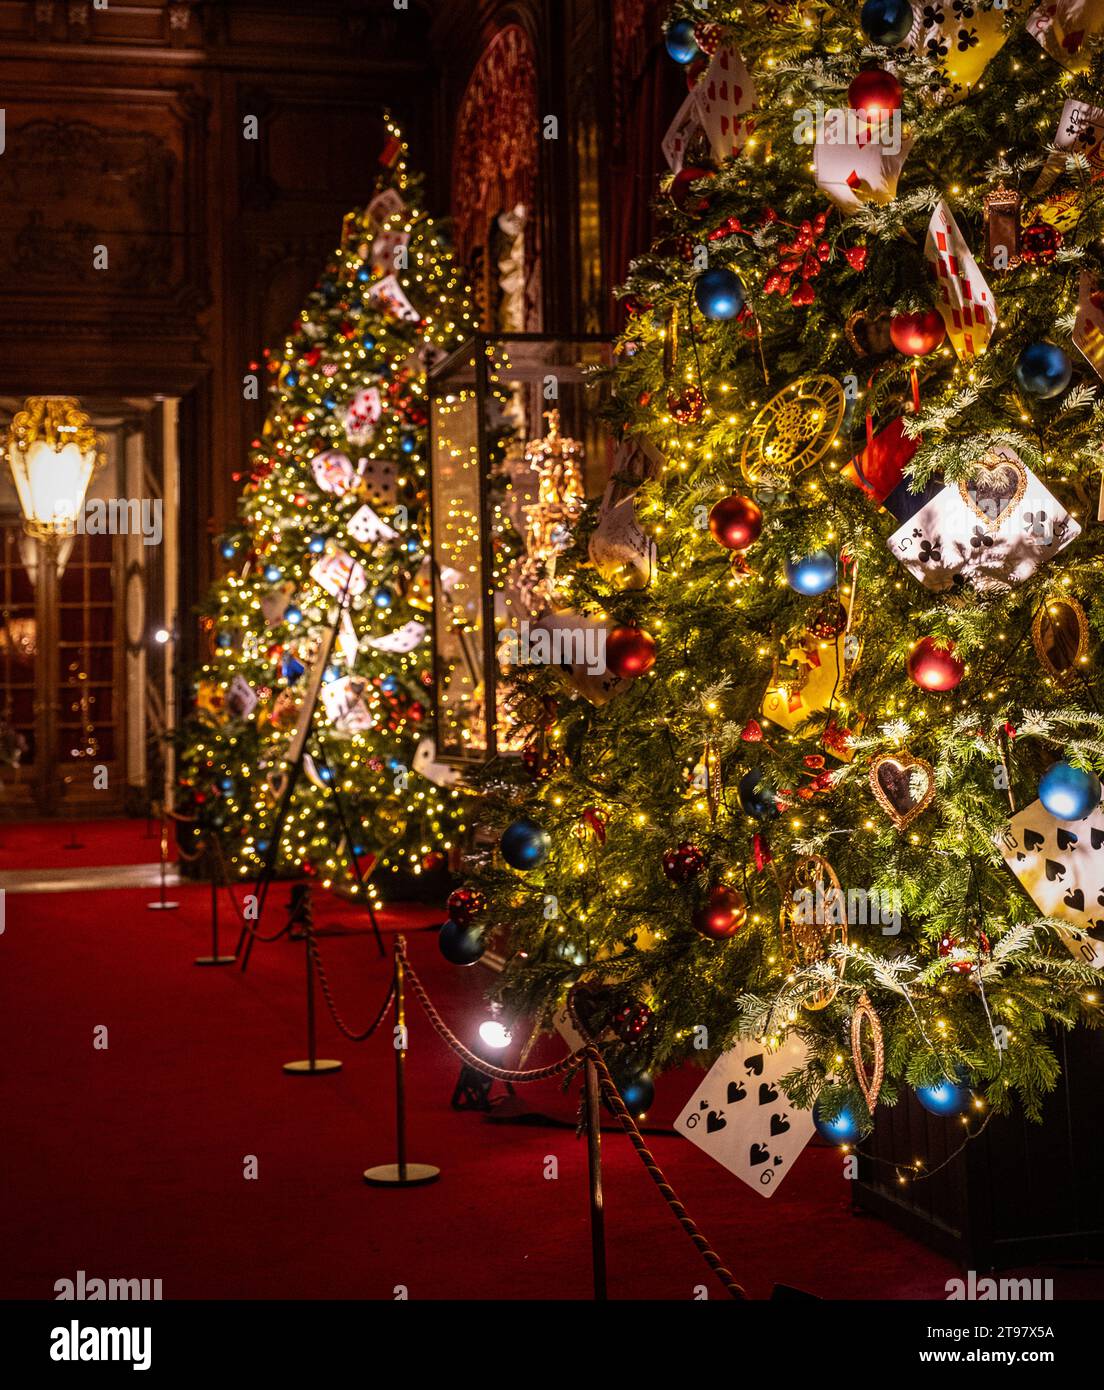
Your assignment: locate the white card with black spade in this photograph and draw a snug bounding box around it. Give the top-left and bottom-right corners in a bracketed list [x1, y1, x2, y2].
[674, 1034, 814, 1198]
[998, 797, 1104, 937]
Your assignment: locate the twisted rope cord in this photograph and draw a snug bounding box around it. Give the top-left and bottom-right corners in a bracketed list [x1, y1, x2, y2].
[307, 932, 396, 1042]
[585, 1047, 746, 1301]
[399, 948, 590, 1082]
[398, 947, 747, 1299]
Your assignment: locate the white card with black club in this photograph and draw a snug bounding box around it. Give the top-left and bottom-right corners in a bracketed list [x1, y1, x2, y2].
[674, 1034, 814, 1197]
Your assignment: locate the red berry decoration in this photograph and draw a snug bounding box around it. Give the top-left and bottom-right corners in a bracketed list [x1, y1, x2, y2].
[1020, 221, 1062, 266]
[613, 1001, 653, 1041]
[693, 884, 748, 940]
[662, 841, 707, 884]
[907, 636, 964, 692]
[670, 165, 715, 213]
[668, 385, 705, 423]
[446, 886, 487, 927]
[708, 493, 763, 551]
[890, 309, 946, 357]
[606, 624, 657, 679]
[848, 67, 902, 115]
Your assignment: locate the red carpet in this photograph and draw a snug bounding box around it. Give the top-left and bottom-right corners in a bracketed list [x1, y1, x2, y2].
[0, 815, 165, 870]
[1, 850, 1093, 1299]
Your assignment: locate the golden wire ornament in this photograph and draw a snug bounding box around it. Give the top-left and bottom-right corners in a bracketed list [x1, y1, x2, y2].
[782, 853, 847, 1010]
[1031, 593, 1089, 684]
[740, 375, 845, 489]
[851, 991, 885, 1114]
[869, 750, 936, 831]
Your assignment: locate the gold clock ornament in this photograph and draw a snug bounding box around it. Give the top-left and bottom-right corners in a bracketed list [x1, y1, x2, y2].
[740, 375, 845, 489]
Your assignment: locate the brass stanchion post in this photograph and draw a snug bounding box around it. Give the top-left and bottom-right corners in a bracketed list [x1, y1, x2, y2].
[283, 926, 342, 1075]
[584, 1054, 608, 1300]
[195, 841, 235, 966]
[364, 937, 439, 1186]
[146, 810, 180, 911]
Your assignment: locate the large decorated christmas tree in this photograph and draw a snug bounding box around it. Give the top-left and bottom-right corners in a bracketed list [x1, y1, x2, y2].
[450, 1, 1104, 1139]
[180, 120, 477, 898]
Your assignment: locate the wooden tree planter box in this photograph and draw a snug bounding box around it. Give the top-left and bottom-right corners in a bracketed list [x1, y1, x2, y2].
[854, 1026, 1103, 1269]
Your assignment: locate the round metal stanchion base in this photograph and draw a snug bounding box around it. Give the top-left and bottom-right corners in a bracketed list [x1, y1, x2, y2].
[147, 902, 180, 911]
[363, 1163, 440, 1187]
[283, 1058, 343, 1075]
[195, 955, 237, 966]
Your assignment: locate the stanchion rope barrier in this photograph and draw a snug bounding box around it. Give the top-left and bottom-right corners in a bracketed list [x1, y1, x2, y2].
[397, 940, 747, 1299]
[308, 931, 397, 1042]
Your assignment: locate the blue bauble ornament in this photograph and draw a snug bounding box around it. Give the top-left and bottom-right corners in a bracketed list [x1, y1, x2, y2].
[738, 768, 779, 821]
[363, 334, 376, 350]
[220, 540, 236, 560]
[664, 18, 700, 63]
[282, 653, 305, 683]
[307, 534, 326, 554]
[264, 564, 282, 582]
[785, 549, 837, 596]
[372, 586, 393, 610]
[501, 818, 551, 870]
[613, 1069, 655, 1114]
[1015, 341, 1073, 399]
[813, 1092, 863, 1145]
[400, 435, 416, 454]
[381, 676, 400, 694]
[860, 0, 914, 45]
[356, 268, 370, 283]
[285, 605, 302, 625]
[322, 394, 336, 411]
[914, 1076, 972, 1117]
[438, 918, 484, 966]
[216, 632, 232, 649]
[285, 372, 298, 388]
[219, 776, 234, 793]
[1038, 760, 1101, 821]
[694, 267, 745, 321]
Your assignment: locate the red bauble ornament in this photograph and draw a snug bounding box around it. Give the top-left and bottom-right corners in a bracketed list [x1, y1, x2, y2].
[708, 493, 763, 551]
[613, 1001, 653, 1041]
[670, 165, 715, 213]
[907, 636, 964, 692]
[447, 886, 487, 926]
[848, 67, 902, 115]
[606, 625, 657, 679]
[693, 884, 748, 939]
[939, 931, 991, 973]
[668, 386, 705, 423]
[1020, 221, 1062, 265]
[890, 309, 946, 357]
[662, 841, 707, 884]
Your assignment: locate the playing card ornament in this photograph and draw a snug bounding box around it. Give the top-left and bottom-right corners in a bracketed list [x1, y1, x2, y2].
[998, 797, 1104, 936]
[869, 750, 936, 831]
[887, 446, 1081, 593]
[588, 436, 663, 590]
[740, 376, 846, 490]
[1028, 0, 1104, 72]
[924, 202, 997, 360]
[674, 1034, 816, 1197]
[813, 129, 914, 217]
[850, 991, 885, 1115]
[1073, 270, 1104, 381]
[761, 632, 851, 734]
[782, 854, 847, 1010]
[690, 43, 757, 166]
[1031, 594, 1090, 684]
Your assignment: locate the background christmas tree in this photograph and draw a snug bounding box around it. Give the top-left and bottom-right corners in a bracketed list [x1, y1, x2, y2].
[451, 1, 1104, 1131]
[180, 118, 476, 900]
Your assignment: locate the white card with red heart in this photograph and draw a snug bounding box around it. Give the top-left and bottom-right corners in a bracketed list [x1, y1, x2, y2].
[1074, 269, 1104, 380]
[662, 92, 702, 172]
[813, 134, 913, 216]
[366, 188, 406, 226]
[998, 797, 1104, 936]
[368, 274, 419, 322]
[925, 200, 997, 359]
[692, 45, 756, 164]
[674, 1034, 814, 1198]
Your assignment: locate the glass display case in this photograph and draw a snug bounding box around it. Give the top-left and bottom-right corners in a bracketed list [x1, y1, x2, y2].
[427, 334, 610, 767]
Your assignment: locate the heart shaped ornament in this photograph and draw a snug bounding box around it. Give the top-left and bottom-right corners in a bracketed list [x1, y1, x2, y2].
[869, 751, 936, 830]
[958, 447, 1027, 527]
